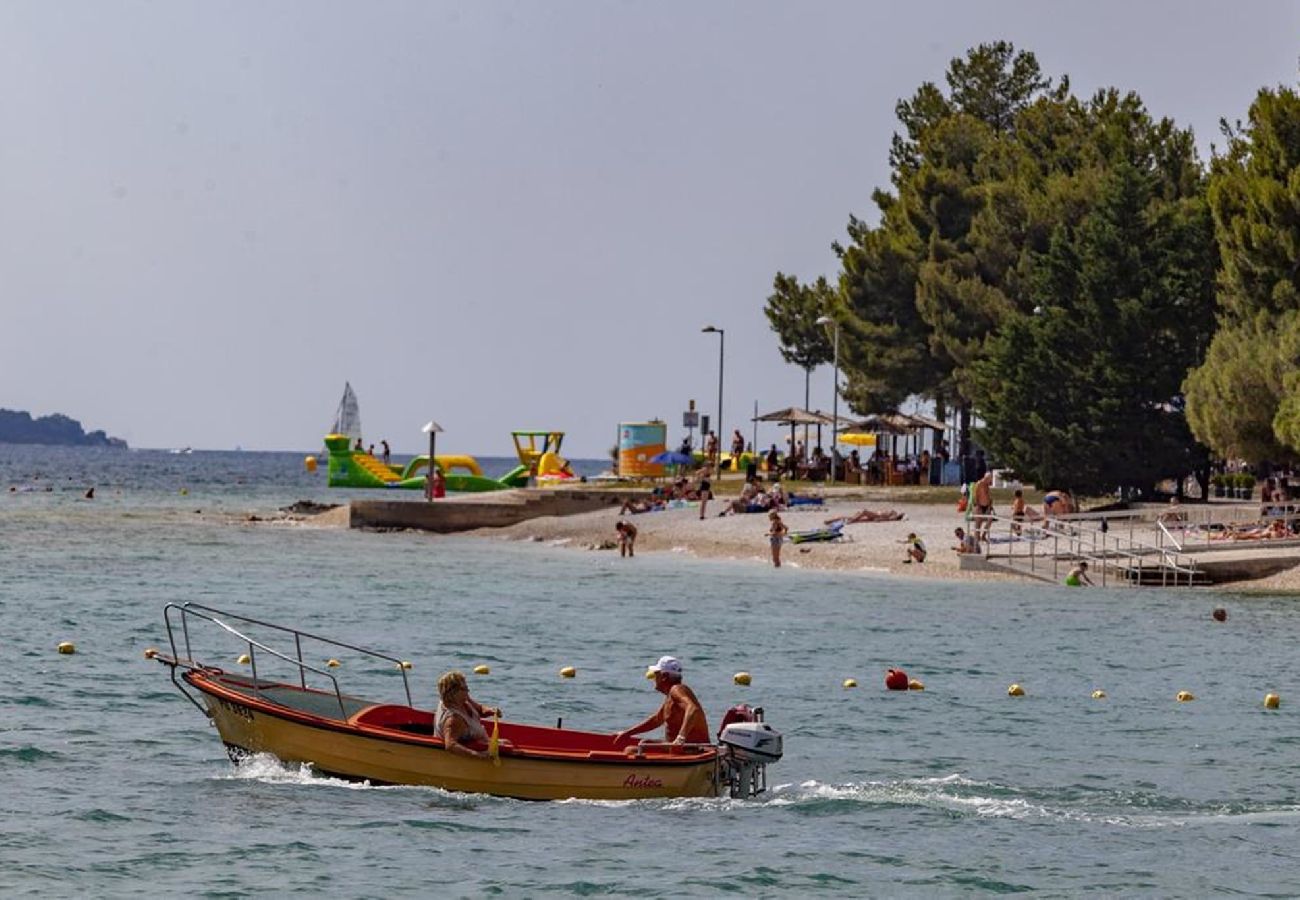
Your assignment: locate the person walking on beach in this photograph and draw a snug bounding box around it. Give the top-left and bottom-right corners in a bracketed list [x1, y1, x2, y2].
[615, 656, 709, 747]
[767, 511, 788, 567]
[616, 520, 638, 558]
[697, 475, 712, 520]
[731, 429, 745, 459]
[704, 431, 720, 469]
[972, 471, 994, 541]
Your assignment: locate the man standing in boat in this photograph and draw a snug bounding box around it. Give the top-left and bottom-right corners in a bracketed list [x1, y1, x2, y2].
[615, 656, 710, 746]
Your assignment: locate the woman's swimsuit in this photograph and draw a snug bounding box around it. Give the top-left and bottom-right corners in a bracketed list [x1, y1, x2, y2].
[436, 702, 488, 746]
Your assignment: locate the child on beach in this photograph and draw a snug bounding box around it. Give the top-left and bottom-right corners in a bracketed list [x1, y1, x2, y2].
[1064, 561, 1093, 587]
[615, 520, 637, 558]
[767, 511, 788, 567]
[901, 533, 927, 564]
[953, 527, 980, 554]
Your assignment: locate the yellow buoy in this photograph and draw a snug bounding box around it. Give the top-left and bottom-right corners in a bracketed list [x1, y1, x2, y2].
[843, 678, 858, 689]
[473, 664, 491, 675]
[733, 672, 752, 686]
[180, 488, 189, 496]
[57, 641, 76, 655]
[560, 666, 576, 678]
[326, 658, 341, 668]
[1092, 689, 1107, 699]
[397, 660, 413, 670]
[143, 647, 159, 659]
[304, 455, 318, 473]
[1177, 690, 1195, 702]
[645, 668, 655, 680]
[908, 679, 925, 691]
[1265, 693, 1281, 709]
[1007, 683, 1025, 697]
[237, 653, 250, 665]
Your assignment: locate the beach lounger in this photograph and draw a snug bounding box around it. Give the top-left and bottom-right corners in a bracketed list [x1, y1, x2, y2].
[788, 522, 846, 544]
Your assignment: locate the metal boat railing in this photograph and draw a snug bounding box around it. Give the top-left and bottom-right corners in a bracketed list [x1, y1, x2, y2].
[163, 602, 412, 719]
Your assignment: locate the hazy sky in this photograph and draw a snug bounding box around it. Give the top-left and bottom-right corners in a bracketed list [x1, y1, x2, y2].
[3, 2, 1298, 456]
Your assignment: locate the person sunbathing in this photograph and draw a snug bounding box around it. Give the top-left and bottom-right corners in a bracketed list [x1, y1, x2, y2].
[826, 508, 905, 525]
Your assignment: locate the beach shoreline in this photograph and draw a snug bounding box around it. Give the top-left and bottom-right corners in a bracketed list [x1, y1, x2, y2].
[278, 489, 1300, 591]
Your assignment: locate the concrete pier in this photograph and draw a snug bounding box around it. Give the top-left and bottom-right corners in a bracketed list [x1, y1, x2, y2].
[349, 488, 648, 533]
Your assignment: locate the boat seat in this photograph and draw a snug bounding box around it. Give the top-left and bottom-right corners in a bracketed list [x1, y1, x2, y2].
[352, 703, 435, 734]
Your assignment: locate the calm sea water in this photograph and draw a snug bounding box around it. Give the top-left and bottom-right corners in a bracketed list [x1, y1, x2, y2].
[4, 445, 1300, 896]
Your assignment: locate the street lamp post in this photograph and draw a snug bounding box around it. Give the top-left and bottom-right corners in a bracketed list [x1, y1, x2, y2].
[702, 325, 724, 478]
[816, 316, 840, 483]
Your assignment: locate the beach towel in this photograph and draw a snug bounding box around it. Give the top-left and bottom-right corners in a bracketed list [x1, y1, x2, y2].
[787, 495, 825, 507]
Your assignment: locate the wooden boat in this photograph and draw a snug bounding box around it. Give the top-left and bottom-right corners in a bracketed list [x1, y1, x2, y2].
[152, 604, 781, 801]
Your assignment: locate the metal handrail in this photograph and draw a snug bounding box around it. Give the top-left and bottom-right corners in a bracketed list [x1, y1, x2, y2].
[978, 513, 1201, 587]
[163, 603, 413, 718]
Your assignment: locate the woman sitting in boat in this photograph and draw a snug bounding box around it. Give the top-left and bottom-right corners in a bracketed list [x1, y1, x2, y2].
[436, 670, 501, 760]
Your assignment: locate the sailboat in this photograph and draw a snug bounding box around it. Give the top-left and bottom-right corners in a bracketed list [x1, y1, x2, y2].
[327, 382, 362, 453]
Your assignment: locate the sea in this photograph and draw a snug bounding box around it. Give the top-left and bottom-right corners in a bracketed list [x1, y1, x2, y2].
[4, 444, 1300, 897]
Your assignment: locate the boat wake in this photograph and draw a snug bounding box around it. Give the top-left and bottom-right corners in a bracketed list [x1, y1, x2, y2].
[761, 775, 1300, 828]
[212, 753, 499, 807]
[209, 756, 1300, 825]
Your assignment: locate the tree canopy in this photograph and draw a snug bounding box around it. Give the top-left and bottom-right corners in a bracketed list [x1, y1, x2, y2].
[1185, 85, 1300, 463]
[766, 40, 1224, 493]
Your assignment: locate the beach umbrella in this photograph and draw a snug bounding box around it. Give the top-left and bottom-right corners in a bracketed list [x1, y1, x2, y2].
[838, 433, 877, 447]
[753, 407, 836, 461]
[650, 451, 695, 466]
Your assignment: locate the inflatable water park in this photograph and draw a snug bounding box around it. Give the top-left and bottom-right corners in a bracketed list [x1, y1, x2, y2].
[320, 430, 576, 492]
[311, 382, 576, 493]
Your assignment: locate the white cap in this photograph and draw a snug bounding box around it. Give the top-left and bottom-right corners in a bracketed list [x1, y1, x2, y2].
[648, 655, 682, 677]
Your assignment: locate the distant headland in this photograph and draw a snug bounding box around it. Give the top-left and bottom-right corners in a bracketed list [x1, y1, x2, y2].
[0, 409, 128, 448]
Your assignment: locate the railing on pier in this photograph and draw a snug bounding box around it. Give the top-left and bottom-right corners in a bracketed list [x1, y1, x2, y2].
[975, 513, 1202, 588]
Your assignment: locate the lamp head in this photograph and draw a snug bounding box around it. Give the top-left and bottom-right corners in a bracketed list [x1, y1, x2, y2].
[701, 325, 721, 334]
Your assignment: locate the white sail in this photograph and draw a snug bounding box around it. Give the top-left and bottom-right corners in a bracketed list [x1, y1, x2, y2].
[330, 382, 362, 443]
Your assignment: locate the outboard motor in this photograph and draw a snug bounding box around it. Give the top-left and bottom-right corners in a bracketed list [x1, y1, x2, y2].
[717, 705, 783, 798]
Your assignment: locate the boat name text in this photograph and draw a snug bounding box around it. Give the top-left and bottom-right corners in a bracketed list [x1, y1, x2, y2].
[623, 774, 664, 789]
[218, 697, 255, 722]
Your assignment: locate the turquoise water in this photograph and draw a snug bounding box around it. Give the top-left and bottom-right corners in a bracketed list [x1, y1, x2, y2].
[4, 446, 1300, 895]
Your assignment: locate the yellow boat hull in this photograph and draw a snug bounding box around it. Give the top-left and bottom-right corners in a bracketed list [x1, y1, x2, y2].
[195, 677, 720, 801]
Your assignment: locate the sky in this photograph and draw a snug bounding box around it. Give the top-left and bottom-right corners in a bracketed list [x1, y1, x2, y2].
[2, 1, 1298, 457]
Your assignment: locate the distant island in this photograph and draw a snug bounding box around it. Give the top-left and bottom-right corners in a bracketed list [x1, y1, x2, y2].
[0, 409, 128, 448]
